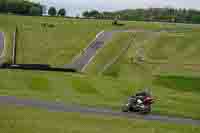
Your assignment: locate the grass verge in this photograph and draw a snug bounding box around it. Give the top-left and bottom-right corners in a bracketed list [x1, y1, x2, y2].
[0, 105, 200, 133]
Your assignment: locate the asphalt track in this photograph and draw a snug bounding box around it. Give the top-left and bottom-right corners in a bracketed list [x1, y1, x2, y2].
[72, 31, 113, 71]
[0, 96, 200, 126]
[0, 32, 4, 63]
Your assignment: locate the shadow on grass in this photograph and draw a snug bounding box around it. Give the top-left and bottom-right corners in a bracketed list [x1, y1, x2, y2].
[154, 75, 200, 92]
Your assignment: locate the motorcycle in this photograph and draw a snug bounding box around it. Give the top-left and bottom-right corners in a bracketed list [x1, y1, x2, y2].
[122, 91, 154, 114]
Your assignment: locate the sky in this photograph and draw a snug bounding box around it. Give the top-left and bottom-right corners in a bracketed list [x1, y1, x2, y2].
[32, 0, 200, 16]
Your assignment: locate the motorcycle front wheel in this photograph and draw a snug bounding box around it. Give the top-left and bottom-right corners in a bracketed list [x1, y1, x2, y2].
[121, 105, 130, 112]
[141, 105, 151, 114]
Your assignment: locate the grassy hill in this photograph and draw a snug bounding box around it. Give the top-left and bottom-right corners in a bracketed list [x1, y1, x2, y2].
[101, 29, 200, 80]
[15, 17, 117, 66]
[143, 31, 200, 63]
[1, 14, 196, 66]
[85, 23, 200, 77]
[0, 14, 116, 66]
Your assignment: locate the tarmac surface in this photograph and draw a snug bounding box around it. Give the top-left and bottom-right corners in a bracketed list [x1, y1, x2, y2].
[0, 96, 200, 126]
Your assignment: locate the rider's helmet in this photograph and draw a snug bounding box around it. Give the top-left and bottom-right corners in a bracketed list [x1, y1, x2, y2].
[136, 89, 151, 97]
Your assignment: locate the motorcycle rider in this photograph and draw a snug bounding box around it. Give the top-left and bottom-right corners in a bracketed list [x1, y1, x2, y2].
[122, 89, 154, 113]
[133, 89, 151, 104]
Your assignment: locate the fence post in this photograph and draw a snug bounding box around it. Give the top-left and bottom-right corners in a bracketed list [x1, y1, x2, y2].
[12, 26, 18, 64]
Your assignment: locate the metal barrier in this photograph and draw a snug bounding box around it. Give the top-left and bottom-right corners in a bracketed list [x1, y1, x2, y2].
[0, 63, 77, 72]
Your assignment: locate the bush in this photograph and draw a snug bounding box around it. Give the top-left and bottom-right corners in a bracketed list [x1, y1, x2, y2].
[58, 8, 66, 16]
[48, 7, 57, 16]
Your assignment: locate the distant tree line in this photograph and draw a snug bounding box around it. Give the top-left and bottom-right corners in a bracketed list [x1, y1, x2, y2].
[0, 0, 67, 17]
[82, 8, 200, 24]
[0, 0, 44, 16]
[48, 6, 66, 17]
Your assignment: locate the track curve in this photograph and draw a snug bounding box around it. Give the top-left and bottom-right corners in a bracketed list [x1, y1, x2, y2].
[0, 96, 200, 126]
[70, 29, 168, 72]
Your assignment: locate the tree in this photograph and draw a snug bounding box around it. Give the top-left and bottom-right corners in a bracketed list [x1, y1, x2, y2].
[82, 11, 89, 17]
[0, 0, 5, 11]
[0, 0, 7, 12]
[82, 10, 100, 18]
[48, 6, 57, 16]
[57, 8, 66, 16]
[29, 6, 41, 16]
[89, 10, 100, 17]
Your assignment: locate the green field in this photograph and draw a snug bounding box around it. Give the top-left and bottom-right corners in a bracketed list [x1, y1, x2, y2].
[143, 31, 200, 63]
[103, 31, 200, 76]
[100, 29, 200, 85]
[85, 25, 200, 78]
[0, 105, 200, 133]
